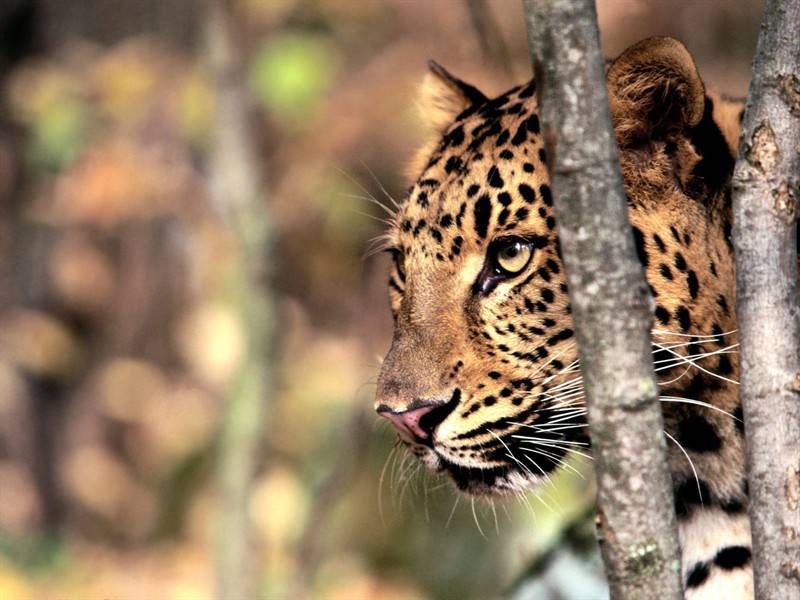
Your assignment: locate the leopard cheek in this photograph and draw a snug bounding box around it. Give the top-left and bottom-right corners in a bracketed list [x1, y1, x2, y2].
[459, 254, 484, 287]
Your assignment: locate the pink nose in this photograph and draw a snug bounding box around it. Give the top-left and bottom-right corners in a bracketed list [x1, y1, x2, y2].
[378, 405, 438, 442]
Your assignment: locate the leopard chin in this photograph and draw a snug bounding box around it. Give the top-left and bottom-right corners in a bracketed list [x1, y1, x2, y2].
[408, 440, 551, 497]
[439, 459, 540, 496]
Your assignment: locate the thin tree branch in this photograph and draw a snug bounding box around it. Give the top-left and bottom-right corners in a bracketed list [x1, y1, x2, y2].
[290, 406, 372, 598]
[732, 0, 800, 596]
[205, 1, 274, 598]
[464, 0, 513, 79]
[521, 1, 682, 598]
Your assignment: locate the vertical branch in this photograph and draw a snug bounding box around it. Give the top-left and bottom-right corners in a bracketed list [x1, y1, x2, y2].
[732, 0, 800, 596]
[521, 1, 682, 599]
[205, 1, 273, 598]
[464, 0, 514, 79]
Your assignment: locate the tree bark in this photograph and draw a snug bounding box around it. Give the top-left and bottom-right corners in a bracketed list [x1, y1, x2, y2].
[205, 1, 274, 598]
[521, 1, 682, 598]
[732, 0, 800, 597]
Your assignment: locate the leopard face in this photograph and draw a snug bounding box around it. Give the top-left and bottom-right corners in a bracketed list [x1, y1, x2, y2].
[375, 38, 745, 502]
[376, 77, 581, 495]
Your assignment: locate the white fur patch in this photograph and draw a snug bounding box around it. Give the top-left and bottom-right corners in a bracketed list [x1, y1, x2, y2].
[679, 508, 753, 600]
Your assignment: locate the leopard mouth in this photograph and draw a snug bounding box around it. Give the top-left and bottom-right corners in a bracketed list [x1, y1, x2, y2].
[395, 388, 590, 496]
[431, 413, 587, 496]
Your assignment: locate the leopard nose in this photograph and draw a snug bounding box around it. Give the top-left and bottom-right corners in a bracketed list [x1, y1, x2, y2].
[376, 390, 461, 444]
[377, 404, 439, 442]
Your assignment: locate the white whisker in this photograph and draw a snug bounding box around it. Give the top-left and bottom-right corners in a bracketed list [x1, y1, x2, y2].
[445, 495, 461, 529]
[518, 421, 588, 433]
[378, 445, 397, 527]
[659, 396, 740, 420]
[520, 446, 584, 478]
[511, 434, 588, 447]
[361, 160, 401, 209]
[336, 167, 398, 217]
[471, 497, 487, 539]
[653, 341, 739, 385]
[520, 444, 593, 462]
[665, 431, 704, 506]
[349, 206, 395, 226]
[652, 328, 738, 340]
[490, 499, 499, 535]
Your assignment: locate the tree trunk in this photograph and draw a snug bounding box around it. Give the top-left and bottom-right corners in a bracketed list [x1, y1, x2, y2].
[521, 1, 683, 598]
[732, 0, 800, 597]
[205, 1, 274, 598]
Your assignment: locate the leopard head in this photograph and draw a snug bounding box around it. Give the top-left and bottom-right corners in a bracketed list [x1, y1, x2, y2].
[374, 37, 741, 497]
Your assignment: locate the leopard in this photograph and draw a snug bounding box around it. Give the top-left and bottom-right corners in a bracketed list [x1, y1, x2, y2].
[373, 37, 755, 599]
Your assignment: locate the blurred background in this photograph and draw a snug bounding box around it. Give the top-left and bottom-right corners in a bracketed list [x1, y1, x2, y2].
[0, 1, 763, 598]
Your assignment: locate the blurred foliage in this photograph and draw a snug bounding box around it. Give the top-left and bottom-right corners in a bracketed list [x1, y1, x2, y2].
[0, 0, 761, 598]
[8, 63, 88, 169]
[250, 34, 336, 124]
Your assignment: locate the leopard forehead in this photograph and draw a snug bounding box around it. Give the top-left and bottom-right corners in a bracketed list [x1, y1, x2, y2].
[392, 79, 553, 263]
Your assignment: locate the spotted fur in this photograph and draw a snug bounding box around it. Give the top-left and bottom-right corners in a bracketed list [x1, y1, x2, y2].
[375, 37, 753, 598]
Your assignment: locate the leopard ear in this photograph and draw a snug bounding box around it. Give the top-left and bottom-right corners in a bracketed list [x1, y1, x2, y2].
[418, 60, 487, 131]
[607, 37, 705, 147]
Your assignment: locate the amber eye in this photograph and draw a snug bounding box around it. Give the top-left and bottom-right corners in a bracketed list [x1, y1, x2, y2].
[494, 239, 532, 275]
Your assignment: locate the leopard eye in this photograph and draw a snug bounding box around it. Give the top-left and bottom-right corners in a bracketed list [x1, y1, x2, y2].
[388, 248, 406, 282]
[474, 237, 536, 295]
[494, 239, 532, 275]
